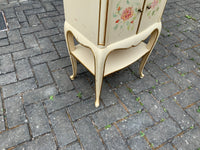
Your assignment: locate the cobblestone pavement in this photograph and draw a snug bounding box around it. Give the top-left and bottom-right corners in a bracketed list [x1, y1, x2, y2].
[0, 0, 200, 149]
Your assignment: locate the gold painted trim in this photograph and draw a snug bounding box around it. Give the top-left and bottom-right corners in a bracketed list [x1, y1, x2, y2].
[103, 0, 109, 46]
[97, 0, 102, 45]
[136, 0, 147, 34]
[98, 0, 109, 46]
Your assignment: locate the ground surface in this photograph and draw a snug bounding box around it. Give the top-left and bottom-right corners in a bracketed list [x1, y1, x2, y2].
[0, 0, 200, 149]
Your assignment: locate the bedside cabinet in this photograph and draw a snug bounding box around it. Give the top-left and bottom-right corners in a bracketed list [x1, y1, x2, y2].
[64, 0, 167, 107]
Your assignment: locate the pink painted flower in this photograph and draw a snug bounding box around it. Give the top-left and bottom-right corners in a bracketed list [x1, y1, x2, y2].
[151, 0, 159, 9]
[121, 7, 133, 21]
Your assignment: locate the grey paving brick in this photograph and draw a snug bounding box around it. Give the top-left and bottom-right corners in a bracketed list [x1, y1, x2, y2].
[24, 8, 45, 16]
[7, 29, 22, 44]
[0, 124, 31, 149]
[0, 115, 5, 132]
[158, 143, 174, 150]
[37, 11, 59, 19]
[2, 78, 37, 98]
[3, 7, 16, 19]
[42, 2, 56, 11]
[101, 82, 118, 107]
[49, 109, 76, 147]
[74, 117, 105, 150]
[70, 74, 95, 99]
[66, 63, 88, 77]
[172, 128, 200, 150]
[138, 92, 168, 122]
[0, 72, 17, 85]
[30, 51, 59, 65]
[68, 98, 103, 121]
[23, 34, 38, 49]
[0, 54, 15, 74]
[25, 102, 51, 137]
[0, 31, 7, 39]
[186, 102, 200, 125]
[107, 68, 137, 88]
[35, 28, 60, 39]
[173, 88, 200, 108]
[127, 73, 157, 94]
[152, 82, 180, 101]
[116, 86, 143, 114]
[15, 59, 33, 80]
[145, 118, 181, 148]
[61, 143, 82, 150]
[41, 17, 56, 29]
[101, 126, 129, 150]
[4, 96, 26, 128]
[14, 133, 57, 150]
[27, 15, 40, 26]
[38, 37, 55, 53]
[23, 85, 58, 105]
[33, 63, 53, 87]
[54, 41, 69, 57]
[50, 34, 65, 43]
[20, 24, 44, 35]
[164, 67, 192, 89]
[154, 54, 179, 69]
[45, 91, 80, 113]
[7, 18, 21, 30]
[163, 99, 194, 130]
[0, 38, 9, 46]
[16, 11, 27, 22]
[127, 135, 151, 150]
[117, 112, 154, 138]
[92, 104, 128, 129]
[12, 47, 41, 60]
[174, 61, 197, 75]
[145, 63, 170, 84]
[52, 69, 74, 92]
[0, 43, 25, 55]
[48, 57, 71, 71]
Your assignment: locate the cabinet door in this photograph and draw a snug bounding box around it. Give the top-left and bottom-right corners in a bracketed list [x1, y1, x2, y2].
[105, 0, 144, 46]
[138, 0, 167, 33]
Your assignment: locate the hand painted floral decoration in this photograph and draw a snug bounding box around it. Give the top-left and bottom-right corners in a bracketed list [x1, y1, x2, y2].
[147, 0, 162, 18]
[113, 0, 139, 31]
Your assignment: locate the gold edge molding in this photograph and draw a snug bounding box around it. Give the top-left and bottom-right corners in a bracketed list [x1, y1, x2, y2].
[98, 0, 109, 46]
[97, 0, 102, 45]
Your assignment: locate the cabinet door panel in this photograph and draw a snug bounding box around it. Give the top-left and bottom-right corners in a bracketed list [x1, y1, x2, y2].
[64, 0, 100, 45]
[138, 0, 167, 33]
[106, 0, 144, 46]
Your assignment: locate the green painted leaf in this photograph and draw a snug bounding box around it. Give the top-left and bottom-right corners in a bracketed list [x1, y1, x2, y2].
[113, 13, 117, 17]
[152, 10, 155, 16]
[127, 0, 130, 4]
[147, 11, 151, 16]
[156, 7, 159, 11]
[114, 24, 118, 30]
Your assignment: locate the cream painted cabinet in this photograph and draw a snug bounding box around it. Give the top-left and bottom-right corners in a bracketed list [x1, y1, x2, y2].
[64, 0, 167, 107]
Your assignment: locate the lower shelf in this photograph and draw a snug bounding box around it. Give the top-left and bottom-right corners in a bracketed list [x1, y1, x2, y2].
[71, 42, 149, 76]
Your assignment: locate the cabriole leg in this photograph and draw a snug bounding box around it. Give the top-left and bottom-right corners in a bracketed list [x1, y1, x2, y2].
[139, 29, 160, 78]
[95, 54, 106, 107]
[66, 31, 77, 80]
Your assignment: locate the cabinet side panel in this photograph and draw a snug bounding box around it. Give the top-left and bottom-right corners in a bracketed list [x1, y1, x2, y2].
[64, 0, 100, 45]
[138, 0, 167, 33]
[105, 0, 144, 46]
